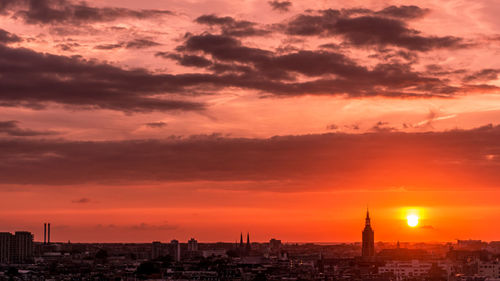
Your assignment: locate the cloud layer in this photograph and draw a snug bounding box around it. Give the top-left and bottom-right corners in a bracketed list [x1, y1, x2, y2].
[1, 125, 499, 188]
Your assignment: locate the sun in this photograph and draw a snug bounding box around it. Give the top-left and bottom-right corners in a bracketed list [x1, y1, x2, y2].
[407, 214, 419, 227]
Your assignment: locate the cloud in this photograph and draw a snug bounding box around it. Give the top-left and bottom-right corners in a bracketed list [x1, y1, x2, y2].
[195, 14, 270, 37]
[177, 34, 455, 97]
[156, 52, 212, 67]
[333, 16, 464, 51]
[284, 8, 466, 51]
[410, 109, 457, 129]
[345, 124, 360, 130]
[370, 121, 398, 132]
[130, 222, 178, 231]
[375, 5, 430, 19]
[326, 124, 338, 130]
[94, 43, 123, 50]
[463, 69, 500, 82]
[284, 9, 341, 36]
[0, 120, 59, 136]
[72, 197, 90, 203]
[94, 39, 160, 50]
[1, 0, 172, 25]
[268, 0, 292, 12]
[55, 42, 80, 51]
[1, 125, 500, 189]
[145, 122, 167, 128]
[125, 39, 161, 49]
[0, 44, 205, 112]
[0, 28, 21, 44]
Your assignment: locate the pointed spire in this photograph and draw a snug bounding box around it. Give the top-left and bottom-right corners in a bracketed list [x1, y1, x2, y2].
[365, 208, 371, 226]
[240, 232, 243, 247]
[246, 232, 251, 252]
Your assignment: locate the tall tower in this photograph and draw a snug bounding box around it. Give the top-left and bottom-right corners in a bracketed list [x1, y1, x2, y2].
[246, 233, 251, 252]
[44, 223, 47, 245]
[362, 209, 375, 258]
[170, 240, 181, 262]
[240, 233, 244, 248]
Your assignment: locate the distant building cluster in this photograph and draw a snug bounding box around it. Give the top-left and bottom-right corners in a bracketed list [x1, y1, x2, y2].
[2, 212, 500, 280]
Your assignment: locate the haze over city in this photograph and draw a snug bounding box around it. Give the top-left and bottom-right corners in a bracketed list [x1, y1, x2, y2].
[1, 0, 500, 245]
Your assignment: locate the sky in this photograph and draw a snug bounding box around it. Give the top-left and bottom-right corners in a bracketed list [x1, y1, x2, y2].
[0, 0, 500, 243]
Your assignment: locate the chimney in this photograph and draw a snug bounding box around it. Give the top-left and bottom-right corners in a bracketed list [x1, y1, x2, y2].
[44, 223, 47, 244]
[48, 223, 51, 244]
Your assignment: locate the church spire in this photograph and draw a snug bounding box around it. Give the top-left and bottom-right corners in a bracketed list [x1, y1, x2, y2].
[365, 208, 371, 226]
[246, 232, 251, 252]
[362, 208, 375, 259]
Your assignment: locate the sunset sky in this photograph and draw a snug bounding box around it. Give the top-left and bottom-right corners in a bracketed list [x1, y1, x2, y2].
[1, 0, 500, 243]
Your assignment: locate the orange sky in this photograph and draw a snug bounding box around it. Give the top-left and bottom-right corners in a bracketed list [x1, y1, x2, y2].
[0, 0, 499, 243]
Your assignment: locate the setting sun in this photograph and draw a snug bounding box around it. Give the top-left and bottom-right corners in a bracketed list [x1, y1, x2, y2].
[407, 214, 419, 227]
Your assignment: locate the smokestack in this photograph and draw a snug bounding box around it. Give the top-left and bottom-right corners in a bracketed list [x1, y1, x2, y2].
[44, 223, 47, 244]
[47, 223, 51, 244]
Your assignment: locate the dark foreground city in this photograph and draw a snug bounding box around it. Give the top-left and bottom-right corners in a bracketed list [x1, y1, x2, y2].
[1, 212, 500, 281]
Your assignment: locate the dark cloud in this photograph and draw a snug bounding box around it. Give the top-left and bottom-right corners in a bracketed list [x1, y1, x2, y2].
[284, 8, 465, 51]
[94, 43, 123, 50]
[319, 43, 341, 50]
[182, 34, 272, 63]
[181, 34, 363, 79]
[0, 120, 59, 136]
[285, 9, 341, 36]
[345, 124, 360, 130]
[72, 197, 90, 203]
[0, 29, 21, 44]
[55, 42, 80, 51]
[375, 5, 430, 19]
[370, 121, 398, 132]
[178, 34, 453, 97]
[326, 124, 338, 130]
[3, 38, 451, 108]
[334, 16, 464, 51]
[268, 0, 292, 12]
[0, 44, 205, 112]
[196, 14, 234, 25]
[1, 125, 500, 189]
[145, 122, 167, 128]
[195, 14, 270, 37]
[1, 0, 172, 24]
[156, 52, 212, 67]
[125, 39, 160, 49]
[94, 39, 160, 50]
[463, 69, 500, 82]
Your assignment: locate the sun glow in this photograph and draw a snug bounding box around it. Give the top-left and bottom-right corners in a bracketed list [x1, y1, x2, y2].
[407, 214, 419, 227]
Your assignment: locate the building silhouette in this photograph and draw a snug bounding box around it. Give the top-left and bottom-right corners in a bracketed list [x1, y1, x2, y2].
[362, 209, 375, 259]
[187, 238, 198, 252]
[151, 241, 163, 259]
[170, 239, 181, 262]
[0, 232, 12, 264]
[269, 238, 282, 252]
[0, 231, 34, 264]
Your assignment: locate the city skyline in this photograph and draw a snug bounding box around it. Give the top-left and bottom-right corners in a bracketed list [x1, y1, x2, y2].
[1, 0, 500, 243]
[2, 211, 496, 244]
